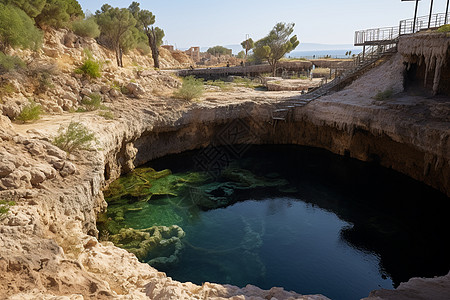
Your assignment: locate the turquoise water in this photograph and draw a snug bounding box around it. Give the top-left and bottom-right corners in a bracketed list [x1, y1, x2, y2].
[99, 145, 450, 300]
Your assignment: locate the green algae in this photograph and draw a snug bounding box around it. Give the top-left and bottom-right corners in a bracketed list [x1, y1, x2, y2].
[99, 161, 293, 268]
[109, 225, 185, 267]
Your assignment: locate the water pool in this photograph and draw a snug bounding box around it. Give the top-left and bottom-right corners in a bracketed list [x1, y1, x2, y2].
[98, 145, 450, 300]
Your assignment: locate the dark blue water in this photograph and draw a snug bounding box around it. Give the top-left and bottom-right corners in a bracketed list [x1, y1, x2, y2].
[167, 198, 391, 300]
[100, 145, 450, 300]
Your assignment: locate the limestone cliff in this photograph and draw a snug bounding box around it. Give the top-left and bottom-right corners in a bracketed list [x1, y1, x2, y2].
[0, 30, 449, 300]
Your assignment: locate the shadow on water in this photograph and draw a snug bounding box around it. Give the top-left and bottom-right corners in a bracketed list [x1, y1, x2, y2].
[99, 145, 450, 300]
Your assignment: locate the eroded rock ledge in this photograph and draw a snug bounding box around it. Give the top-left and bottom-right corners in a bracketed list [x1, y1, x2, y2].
[1, 52, 449, 299]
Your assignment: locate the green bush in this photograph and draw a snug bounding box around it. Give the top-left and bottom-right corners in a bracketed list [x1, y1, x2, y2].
[75, 49, 101, 79]
[71, 17, 100, 38]
[75, 58, 101, 78]
[0, 52, 25, 73]
[437, 24, 450, 33]
[81, 93, 104, 111]
[233, 77, 257, 88]
[0, 200, 15, 220]
[374, 88, 394, 101]
[0, 3, 43, 52]
[173, 76, 204, 100]
[136, 42, 151, 55]
[205, 80, 233, 91]
[0, 82, 16, 96]
[16, 100, 42, 122]
[98, 110, 115, 120]
[53, 121, 96, 153]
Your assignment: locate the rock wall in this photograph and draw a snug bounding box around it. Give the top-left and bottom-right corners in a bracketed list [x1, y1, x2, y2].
[399, 33, 450, 94]
[0, 34, 449, 300]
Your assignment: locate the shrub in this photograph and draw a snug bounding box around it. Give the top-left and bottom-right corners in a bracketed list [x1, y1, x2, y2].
[0, 3, 43, 52]
[36, 71, 55, 93]
[233, 77, 257, 88]
[71, 17, 100, 38]
[374, 88, 394, 101]
[0, 52, 25, 74]
[0, 200, 15, 220]
[437, 24, 450, 33]
[173, 76, 204, 100]
[75, 59, 101, 78]
[74, 49, 101, 79]
[0, 82, 16, 95]
[136, 42, 151, 55]
[81, 93, 104, 111]
[16, 100, 42, 122]
[98, 110, 114, 120]
[53, 121, 96, 153]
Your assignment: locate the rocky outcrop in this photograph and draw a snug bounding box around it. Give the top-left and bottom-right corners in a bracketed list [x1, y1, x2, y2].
[0, 33, 449, 300]
[399, 32, 450, 94]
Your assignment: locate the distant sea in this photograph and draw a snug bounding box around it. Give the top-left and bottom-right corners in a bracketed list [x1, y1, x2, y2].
[288, 49, 360, 59]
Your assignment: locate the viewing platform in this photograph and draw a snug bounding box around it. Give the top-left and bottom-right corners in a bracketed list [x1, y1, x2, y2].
[355, 13, 448, 46]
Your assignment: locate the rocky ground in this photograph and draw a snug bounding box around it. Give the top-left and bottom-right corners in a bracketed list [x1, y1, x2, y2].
[0, 30, 449, 300]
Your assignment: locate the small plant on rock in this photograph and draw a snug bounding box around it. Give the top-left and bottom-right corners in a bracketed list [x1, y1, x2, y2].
[53, 121, 96, 154]
[437, 24, 450, 33]
[81, 93, 105, 111]
[0, 200, 15, 220]
[173, 76, 204, 101]
[98, 110, 115, 120]
[74, 49, 102, 79]
[0, 53, 25, 74]
[374, 88, 394, 101]
[16, 100, 42, 123]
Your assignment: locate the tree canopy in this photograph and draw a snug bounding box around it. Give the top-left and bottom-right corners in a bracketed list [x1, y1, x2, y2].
[253, 22, 299, 75]
[207, 45, 231, 57]
[128, 1, 164, 68]
[0, 3, 42, 52]
[241, 38, 254, 56]
[96, 4, 136, 67]
[0, 0, 46, 18]
[35, 0, 84, 28]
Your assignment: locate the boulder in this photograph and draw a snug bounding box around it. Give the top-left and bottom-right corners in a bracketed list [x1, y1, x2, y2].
[126, 82, 146, 99]
[80, 88, 92, 96]
[60, 161, 77, 177]
[109, 88, 120, 98]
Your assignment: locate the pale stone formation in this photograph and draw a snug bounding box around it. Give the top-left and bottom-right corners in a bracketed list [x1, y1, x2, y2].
[0, 27, 449, 300]
[398, 33, 450, 95]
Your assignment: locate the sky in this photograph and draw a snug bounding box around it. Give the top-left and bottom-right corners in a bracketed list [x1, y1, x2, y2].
[77, 0, 449, 49]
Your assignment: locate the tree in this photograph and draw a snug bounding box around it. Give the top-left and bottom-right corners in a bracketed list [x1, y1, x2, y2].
[71, 16, 100, 38]
[0, 3, 42, 52]
[237, 50, 245, 59]
[0, 0, 46, 18]
[96, 5, 136, 67]
[240, 38, 254, 57]
[35, 0, 84, 28]
[207, 45, 231, 57]
[253, 22, 299, 75]
[128, 2, 164, 69]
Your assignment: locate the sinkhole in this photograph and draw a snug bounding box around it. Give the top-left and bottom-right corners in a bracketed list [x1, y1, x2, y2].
[97, 145, 450, 300]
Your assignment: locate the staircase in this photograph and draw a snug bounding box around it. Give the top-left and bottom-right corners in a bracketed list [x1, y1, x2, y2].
[271, 44, 398, 122]
[271, 12, 449, 123]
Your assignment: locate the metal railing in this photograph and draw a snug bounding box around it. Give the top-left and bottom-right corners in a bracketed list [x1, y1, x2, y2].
[399, 13, 447, 35]
[355, 13, 448, 46]
[353, 44, 397, 67]
[355, 26, 399, 46]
